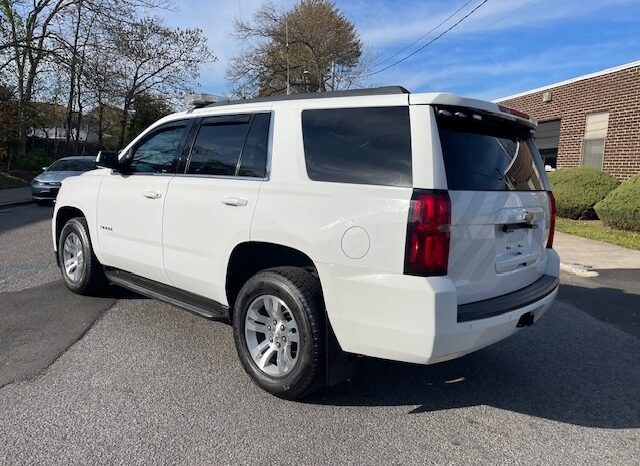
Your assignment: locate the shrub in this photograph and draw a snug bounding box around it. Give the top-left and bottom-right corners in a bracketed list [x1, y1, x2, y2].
[547, 167, 619, 219]
[15, 150, 55, 172]
[595, 174, 640, 231]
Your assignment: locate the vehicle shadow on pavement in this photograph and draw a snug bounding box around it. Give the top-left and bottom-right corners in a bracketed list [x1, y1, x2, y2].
[560, 269, 640, 338]
[0, 204, 53, 234]
[308, 294, 640, 429]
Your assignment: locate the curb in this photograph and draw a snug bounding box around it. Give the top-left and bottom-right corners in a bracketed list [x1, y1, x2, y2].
[560, 261, 599, 278]
[0, 200, 34, 210]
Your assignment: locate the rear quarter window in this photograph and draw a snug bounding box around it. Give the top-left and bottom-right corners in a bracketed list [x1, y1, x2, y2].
[302, 106, 412, 187]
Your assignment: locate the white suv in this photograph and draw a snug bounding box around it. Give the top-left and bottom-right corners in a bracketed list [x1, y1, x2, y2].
[52, 87, 559, 399]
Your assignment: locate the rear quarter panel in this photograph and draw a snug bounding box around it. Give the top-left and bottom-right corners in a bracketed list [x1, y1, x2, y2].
[250, 103, 418, 355]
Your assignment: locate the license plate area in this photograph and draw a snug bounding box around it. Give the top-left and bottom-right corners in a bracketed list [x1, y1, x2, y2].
[495, 227, 541, 273]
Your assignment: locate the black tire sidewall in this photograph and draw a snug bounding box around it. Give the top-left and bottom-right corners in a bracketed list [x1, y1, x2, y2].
[58, 218, 93, 293]
[233, 272, 319, 397]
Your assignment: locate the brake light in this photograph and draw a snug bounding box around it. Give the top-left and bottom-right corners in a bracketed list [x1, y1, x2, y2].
[498, 104, 530, 120]
[547, 191, 556, 248]
[404, 190, 451, 276]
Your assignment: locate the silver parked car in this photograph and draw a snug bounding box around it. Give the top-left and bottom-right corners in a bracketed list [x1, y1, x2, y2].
[31, 156, 96, 205]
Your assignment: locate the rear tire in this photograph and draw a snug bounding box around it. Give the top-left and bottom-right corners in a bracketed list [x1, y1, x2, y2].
[58, 217, 107, 295]
[232, 267, 325, 400]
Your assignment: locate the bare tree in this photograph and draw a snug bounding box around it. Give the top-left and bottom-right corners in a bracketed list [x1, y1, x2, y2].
[0, 0, 174, 165]
[109, 16, 214, 148]
[227, 0, 364, 97]
[0, 0, 77, 167]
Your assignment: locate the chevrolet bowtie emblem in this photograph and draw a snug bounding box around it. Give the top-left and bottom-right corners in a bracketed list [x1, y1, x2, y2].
[524, 211, 535, 223]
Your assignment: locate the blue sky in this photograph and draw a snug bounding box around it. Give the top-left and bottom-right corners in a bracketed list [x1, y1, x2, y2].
[161, 0, 640, 100]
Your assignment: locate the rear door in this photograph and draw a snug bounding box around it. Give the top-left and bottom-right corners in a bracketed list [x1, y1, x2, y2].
[162, 112, 271, 303]
[434, 106, 552, 304]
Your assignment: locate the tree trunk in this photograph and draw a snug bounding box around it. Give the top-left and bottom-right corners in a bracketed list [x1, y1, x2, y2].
[65, 3, 83, 148]
[97, 100, 104, 147]
[118, 101, 131, 149]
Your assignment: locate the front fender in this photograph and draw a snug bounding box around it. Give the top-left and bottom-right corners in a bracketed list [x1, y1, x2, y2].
[52, 169, 107, 263]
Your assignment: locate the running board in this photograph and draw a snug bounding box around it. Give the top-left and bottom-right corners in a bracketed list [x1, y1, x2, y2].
[104, 268, 230, 321]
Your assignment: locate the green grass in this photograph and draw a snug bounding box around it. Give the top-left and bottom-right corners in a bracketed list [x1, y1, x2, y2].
[0, 173, 28, 189]
[556, 217, 640, 251]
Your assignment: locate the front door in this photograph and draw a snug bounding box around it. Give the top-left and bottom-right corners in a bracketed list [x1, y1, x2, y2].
[97, 120, 191, 284]
[163, 112, 271, 303]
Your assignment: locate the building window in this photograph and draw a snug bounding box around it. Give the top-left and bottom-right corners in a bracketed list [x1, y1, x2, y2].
[535, 119, 560, 169]
[581, 112, 609, 168]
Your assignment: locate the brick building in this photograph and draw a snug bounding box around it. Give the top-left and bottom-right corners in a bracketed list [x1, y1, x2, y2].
[496, 61, 640, 180]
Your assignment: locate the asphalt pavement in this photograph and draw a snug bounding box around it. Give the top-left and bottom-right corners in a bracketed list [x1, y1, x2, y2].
[1, 204, 639, 464]
[0, 186, 31, 208]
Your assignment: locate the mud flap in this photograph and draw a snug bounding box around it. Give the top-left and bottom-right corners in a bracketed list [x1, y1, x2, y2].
[325, 315, 358, 386]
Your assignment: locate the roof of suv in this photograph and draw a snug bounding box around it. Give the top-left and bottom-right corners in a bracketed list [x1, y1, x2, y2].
[204, 86, 410, 108]
[162, 86, 537, 130]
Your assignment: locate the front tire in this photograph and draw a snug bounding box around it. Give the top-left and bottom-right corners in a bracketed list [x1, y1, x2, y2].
[233, 267, 325, 400]
[58, 217, 106, 295]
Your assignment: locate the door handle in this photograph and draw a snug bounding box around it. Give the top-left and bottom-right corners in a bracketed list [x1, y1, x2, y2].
[222, 197, 248, 207]
[143, 190, 162, 199]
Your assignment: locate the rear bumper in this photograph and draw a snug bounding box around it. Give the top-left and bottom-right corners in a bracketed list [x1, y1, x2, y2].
[317, 248, 560, 365]
[457, 274, 559, 322]
[428, 286, 557, 364]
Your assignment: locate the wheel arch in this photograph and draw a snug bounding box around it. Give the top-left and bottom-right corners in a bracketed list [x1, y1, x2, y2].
[55, 206, 86, 250]
[226, 241, 319, 311]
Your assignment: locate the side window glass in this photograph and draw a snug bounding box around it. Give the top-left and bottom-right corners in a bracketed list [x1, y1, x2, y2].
[129, 126, 186, 174]
[302, 107, 412, 186]
[187, 121, 250, 176]
[238, 113, 270, 178]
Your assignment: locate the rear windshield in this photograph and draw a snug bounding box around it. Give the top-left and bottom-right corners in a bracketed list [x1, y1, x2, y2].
[436, 107, 545, 191]
[48, 158, 96, 172]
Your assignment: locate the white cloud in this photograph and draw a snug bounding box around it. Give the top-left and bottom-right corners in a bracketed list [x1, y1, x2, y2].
[392, 37, 640, 100]
[158, 0, 640, 97]
[361, 0, 638, 47]
[158, 0, 265, 94]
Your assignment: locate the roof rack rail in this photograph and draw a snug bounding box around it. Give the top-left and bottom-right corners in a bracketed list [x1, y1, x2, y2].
[205, 86, 410, 108]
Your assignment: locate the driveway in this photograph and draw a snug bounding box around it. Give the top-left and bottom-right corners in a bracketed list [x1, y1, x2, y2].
[1, 204, 639, 464]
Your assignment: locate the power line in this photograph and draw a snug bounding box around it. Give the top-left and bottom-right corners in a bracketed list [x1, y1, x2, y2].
[480, 0, 537, 32]
[373, 0, 476, 69]
[357, 0, 489, 79]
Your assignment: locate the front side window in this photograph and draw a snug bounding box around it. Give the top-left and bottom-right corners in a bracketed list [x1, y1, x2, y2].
[302, 106, 412, 187]
[129, 125, 186, 174]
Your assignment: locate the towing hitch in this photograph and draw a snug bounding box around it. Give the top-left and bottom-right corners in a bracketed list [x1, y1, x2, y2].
[516, 311, 535, 327]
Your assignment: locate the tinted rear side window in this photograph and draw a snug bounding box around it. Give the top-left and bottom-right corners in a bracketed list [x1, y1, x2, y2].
[188, 120, 250, 176]
[436, 108, 545, 191]
[302, 106, 412, 186]
[238, 113, 270, 178]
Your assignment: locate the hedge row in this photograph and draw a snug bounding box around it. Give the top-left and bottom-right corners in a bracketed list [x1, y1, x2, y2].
[595, 174, 640, 232]
[547, 167, 619, 220]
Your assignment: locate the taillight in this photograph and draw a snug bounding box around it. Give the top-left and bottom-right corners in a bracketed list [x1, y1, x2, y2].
[547, 191, 556, 248]
[404, 189, 451, 276]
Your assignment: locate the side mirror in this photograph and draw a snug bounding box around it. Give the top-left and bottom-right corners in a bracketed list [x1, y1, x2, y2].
[96, 151, 126, 170]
